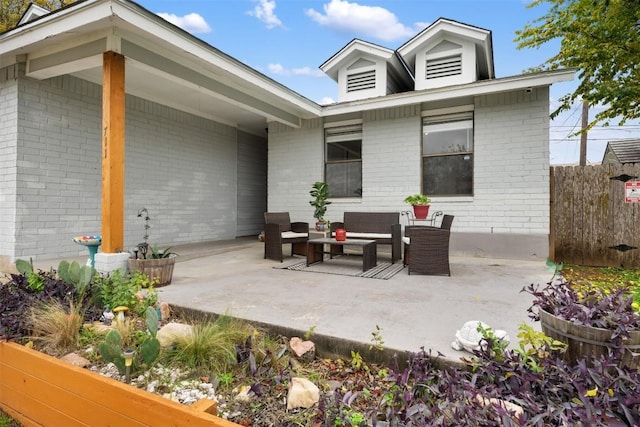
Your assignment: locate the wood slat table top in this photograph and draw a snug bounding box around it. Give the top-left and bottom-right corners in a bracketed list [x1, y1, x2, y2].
[307, 238, 376, 247]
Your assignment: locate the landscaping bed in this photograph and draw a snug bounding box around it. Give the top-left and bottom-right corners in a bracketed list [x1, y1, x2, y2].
[1, 261, 640, 426]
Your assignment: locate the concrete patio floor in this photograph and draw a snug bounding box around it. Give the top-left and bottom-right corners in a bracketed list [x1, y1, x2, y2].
[140, 237, 551, 365]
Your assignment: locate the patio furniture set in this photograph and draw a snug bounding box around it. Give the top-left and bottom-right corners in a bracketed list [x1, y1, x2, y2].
[263, 211, 454, 276]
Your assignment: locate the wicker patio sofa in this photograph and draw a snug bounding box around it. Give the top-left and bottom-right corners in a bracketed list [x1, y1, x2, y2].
[263, 212, 309, 262]
[330, 212, 402, 263]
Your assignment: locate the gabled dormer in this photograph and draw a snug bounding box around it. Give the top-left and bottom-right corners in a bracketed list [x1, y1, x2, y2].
[397, 18, 494, 90]
[18, 3, 51, 26]
[320, 39, 412, 103]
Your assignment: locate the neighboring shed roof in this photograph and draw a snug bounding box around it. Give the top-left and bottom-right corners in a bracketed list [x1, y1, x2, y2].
[602, 139, 640, 165]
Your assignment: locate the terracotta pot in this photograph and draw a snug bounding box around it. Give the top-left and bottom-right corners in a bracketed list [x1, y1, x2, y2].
[413, 204, 430, 220]
[335, 228, 346, 241]
[315, 221, 327, 231]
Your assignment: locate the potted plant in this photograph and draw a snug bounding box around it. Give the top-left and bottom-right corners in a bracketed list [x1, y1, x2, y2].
[127, 208, 177, 287]
[522, 263, 640, 369]
[309, 181, 332, 231]
[403, 193, 431, 220]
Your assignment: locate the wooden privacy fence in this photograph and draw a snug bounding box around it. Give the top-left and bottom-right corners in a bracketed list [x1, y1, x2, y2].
[550, 163, 640, 268]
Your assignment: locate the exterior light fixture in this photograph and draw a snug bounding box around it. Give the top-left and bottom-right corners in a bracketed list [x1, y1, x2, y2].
[123, 349, 135, 383]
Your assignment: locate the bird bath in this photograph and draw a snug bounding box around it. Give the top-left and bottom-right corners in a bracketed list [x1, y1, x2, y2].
[72, 235, 102, 267]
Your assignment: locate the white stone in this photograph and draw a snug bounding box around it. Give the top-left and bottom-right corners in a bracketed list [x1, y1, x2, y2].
[235, 385, 252, 402]
[157, 322, 193, 347]
[286, 377, 320, 410]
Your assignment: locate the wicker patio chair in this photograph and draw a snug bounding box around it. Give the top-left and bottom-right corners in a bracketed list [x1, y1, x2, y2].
[263, 212, 309, 262]
[406, 226, 452, 276]
[403, 215, 454, 273]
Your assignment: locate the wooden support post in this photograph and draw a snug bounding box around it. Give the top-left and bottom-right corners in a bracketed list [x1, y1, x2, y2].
[101, 52, 125, 253]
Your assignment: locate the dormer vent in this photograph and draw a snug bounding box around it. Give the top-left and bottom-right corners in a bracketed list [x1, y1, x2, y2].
[426, 54, 462, 80]
[347, 70, 376, 92]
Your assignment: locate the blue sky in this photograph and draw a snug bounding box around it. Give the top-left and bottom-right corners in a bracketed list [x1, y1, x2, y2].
[137, 0, 640, 165]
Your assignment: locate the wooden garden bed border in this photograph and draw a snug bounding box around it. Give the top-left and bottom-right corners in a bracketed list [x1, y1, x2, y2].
[0, 341, 241, 427]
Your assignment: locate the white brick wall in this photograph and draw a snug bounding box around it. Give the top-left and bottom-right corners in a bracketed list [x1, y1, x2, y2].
[0, 72, 18, 261]
[268, 88, 551, 256]
[268, 119, 323, 223]
[10, 74, 240, 261]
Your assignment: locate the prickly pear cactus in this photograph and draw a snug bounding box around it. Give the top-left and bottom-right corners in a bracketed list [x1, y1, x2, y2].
[141, 306, 160, 366]
[99, 329, 126, 374]
[15, 258, 34, 275]
[58, 260, 95, 292]
[145, 306, 159, 337]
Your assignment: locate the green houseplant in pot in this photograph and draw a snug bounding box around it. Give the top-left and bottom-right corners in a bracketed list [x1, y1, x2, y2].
[403, 193, 431, 220]
[127, 208, 177, 287]
[309, 181, 332, 231]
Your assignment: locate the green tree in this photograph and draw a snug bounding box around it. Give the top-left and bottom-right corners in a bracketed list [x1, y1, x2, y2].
[1, 0, 77, 33]
[515, 0, 640, 129]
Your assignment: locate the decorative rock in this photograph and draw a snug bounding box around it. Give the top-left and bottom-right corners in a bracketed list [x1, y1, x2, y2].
[451, 320, 510, 353]
[87, 321, 111, 335]
[159, 301, 171, 322]
[235, 385, 252, 402]
[289, 337, 316, 361]
[157, 322, 193, 348]
[475, 395, 524, 418]
[60, 352, 90, 368]
[286, 377, 320, 410]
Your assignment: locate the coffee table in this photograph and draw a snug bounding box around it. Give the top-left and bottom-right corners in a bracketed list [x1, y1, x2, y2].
[307, 238, 377, 272]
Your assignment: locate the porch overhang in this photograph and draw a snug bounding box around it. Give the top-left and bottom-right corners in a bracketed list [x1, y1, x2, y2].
[0, 0, 321, 133]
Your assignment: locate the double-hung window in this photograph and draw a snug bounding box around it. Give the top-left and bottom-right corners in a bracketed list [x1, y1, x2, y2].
[325, 124, 362, 198]
[422, 112, 473, 196]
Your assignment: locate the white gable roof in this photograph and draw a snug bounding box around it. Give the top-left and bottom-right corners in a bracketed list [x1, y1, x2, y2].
[17, 3, 51, 26]
[319, 39, 412, 102]
[320, 39, 409, 85]
[397, 18, 494, 81]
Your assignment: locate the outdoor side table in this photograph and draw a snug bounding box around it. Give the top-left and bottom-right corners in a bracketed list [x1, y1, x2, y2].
[307, 238, 377, 272]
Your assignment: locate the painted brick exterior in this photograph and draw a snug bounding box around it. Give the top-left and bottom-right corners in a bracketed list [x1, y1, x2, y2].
[7, 73, 242, 261]
[268, 88, 551, 258]
[0, 68, 19, 266]
[268, 119, 323, 223]
[3, 71, 551, 262]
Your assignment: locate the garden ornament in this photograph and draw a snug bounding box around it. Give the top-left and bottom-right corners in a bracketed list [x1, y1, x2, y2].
[451, 320, 510, 353]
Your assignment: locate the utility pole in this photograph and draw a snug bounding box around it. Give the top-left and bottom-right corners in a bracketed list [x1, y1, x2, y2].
[579, 100, 589, 166]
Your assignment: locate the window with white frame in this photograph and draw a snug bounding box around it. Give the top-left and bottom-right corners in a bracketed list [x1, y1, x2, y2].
[325, 124, 362, 198]
[422, 112, 473, 196]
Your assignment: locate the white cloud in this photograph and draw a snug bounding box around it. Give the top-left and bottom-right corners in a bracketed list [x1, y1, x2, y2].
[247, 0, 283, 29]
[157, 12, 211, 34]
[268, 63, 325, 78]
[305, 0, 417, 42]
[318, 96, 336, 105]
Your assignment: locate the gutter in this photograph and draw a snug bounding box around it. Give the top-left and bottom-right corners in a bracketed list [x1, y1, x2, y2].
[321, 68, 575, 116]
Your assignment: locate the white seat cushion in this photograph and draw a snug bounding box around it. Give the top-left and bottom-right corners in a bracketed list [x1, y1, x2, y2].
[346, 232, 391, 239]
[402, 236, 410, 245]
[281, 231, 308, 239]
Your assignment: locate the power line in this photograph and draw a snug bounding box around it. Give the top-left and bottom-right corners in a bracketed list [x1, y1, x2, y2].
[551, 125, 640, 130]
